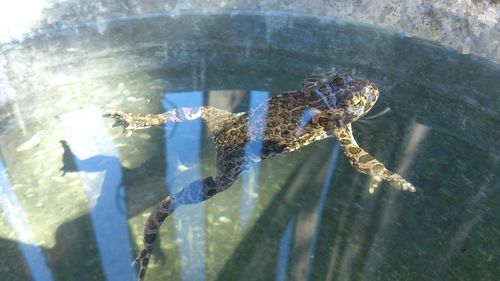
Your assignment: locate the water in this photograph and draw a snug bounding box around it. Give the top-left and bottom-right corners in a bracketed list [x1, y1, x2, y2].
[0, 12, 498, 281]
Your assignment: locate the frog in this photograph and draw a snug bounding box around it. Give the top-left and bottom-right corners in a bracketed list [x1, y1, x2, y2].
[104, 72, 416, 281]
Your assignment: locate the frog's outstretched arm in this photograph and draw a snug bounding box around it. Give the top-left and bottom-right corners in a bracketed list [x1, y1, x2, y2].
[103, 107, 238, 133]
[333, 124, 416, 193]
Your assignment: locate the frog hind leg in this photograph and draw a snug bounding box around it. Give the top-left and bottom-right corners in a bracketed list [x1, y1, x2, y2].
[333, 124, 416, 193]
[133, 145, 246, 281]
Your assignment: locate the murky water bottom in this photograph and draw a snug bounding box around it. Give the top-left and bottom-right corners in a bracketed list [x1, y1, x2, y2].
[0, 12, 498, 281]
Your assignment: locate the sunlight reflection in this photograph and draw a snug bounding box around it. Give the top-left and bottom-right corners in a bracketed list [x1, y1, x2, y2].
[0, 68, 27, 135]
[395, 122, 430, 175]
[290, 145, 340, 280]
[241, 91, 270, 230]
[61, 106, 135, 281]
[0, 0, 45, 42]
[163, 92, 206, 281]
[0, 159, 54, 281]
[361, 121, 429, 278]
[275, 219, 295, 281]
[305, 145, 340, 281]
[440, 183, 488, 272]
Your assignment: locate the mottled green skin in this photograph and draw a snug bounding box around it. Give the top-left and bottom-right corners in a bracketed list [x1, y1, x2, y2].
[104, 72, 416, 281]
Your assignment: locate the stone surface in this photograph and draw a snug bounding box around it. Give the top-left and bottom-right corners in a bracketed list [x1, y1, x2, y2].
[0, 0, 498, 61]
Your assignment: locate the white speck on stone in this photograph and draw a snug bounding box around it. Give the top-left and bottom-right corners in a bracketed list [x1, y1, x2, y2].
[16, 133, 41, 152]
[176, 163, 190, 172]
[52, 176, 66, 184]
[122, 159, 132, 168]
[126, 96, 145, 102]
[218, 216, 232, 224]
[95, 16, 107, 35]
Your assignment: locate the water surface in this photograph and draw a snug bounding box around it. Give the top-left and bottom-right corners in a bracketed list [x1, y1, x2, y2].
[0, 12, 498, 281]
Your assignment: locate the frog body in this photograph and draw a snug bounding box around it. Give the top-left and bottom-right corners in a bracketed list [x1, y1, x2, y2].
[104, 72, 416, 281]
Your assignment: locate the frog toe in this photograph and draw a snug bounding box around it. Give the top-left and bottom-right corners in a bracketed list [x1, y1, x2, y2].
[369, 176, 382, 194]
[401, 181, 416, 192]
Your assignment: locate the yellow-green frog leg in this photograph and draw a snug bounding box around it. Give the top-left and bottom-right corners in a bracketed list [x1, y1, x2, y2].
[104, 106, 239, 134]
[333, 124, 416, 193]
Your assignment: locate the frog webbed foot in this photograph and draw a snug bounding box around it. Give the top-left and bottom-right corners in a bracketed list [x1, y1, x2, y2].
[403, 182, 416, 192]
[369, 176, 382, 194]
[369, 173, 416, 193]
[132, 249, 151, 281]
[103, 111, 141, 131]
[389, 175, 416, 192]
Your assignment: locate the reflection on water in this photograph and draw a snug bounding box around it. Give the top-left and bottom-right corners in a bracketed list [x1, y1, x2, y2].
[164, 92, 206, 281]
[60, 106, 135, 281]
[0, 12, 499, 281]
[240, 91, 269, 230]
[0, 159, 54, 281]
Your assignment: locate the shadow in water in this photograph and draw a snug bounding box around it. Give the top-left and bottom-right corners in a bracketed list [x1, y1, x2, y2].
[53, 139, 172, 281]
[0, 237, 48, 281]
[0, 136, 172, 280]
[214, 143, 336, 281]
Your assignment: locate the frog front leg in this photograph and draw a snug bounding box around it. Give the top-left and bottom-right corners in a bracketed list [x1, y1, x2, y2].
[103, 107, 204, 131]
[104, 106, 238, 133]
[333, 124, 416, 193]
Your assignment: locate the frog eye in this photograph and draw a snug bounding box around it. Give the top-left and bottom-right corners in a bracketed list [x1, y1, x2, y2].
[352, 99, 362, 106]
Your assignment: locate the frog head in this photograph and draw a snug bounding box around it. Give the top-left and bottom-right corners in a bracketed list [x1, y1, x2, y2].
[306, 73, 380, 129]
[343, 80, 378, 118]
[332, 74, 379, 126]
